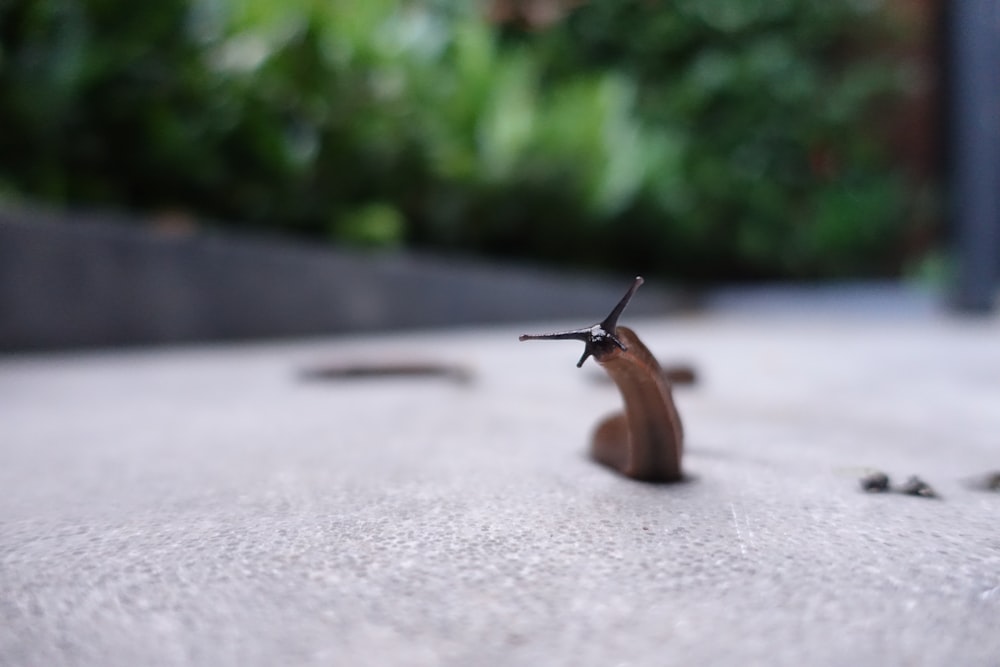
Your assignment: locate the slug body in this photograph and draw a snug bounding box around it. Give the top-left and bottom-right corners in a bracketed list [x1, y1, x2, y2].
[589, 326, 684, 481]
[520, 277, 684, 482]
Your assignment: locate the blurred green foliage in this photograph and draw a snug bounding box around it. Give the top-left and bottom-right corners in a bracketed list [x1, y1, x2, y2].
[0, 0, 918, 279]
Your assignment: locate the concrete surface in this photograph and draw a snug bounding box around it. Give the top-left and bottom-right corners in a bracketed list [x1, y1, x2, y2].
[2, 309, 999, 666]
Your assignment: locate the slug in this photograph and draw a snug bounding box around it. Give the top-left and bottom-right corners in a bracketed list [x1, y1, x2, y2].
[520, 276, 684, 482]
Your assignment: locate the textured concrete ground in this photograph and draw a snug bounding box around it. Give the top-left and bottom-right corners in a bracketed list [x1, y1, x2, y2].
[2, 307, 999, 666]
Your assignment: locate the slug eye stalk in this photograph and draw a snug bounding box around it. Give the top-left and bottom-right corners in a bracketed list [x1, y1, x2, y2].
[519, 276, 644, 367]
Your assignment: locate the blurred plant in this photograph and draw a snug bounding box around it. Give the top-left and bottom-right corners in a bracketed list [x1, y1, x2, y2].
[515, 0, 917, 278]
[0, 0, 922, 280]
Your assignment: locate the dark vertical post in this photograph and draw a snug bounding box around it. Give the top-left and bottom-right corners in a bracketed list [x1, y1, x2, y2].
[950, 0, 1000, 312]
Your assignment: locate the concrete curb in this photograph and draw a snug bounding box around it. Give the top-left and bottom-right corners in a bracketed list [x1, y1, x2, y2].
[0, 207, 680, 351]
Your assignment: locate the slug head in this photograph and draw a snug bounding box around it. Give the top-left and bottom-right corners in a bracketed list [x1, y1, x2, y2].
[519, 276, 644, 367]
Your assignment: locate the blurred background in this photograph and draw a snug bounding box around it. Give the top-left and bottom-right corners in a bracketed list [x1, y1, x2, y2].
[0, 0, 995, 349]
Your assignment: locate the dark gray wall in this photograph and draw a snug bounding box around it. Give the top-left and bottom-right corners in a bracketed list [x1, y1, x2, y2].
[0, 208, 679, 351]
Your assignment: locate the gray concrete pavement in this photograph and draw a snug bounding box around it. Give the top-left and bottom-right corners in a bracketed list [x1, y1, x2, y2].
[2, 310, 999, 666]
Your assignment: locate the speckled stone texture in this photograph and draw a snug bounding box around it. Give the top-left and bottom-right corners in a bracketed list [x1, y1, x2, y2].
[2, 311, 999, 666]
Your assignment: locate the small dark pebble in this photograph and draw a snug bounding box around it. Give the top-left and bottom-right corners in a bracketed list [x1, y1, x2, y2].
[898, 475, 938, 499]
[964, 471, 1000, 492]
[984, 472, 1000, 491]
[860, 472, 890, 492]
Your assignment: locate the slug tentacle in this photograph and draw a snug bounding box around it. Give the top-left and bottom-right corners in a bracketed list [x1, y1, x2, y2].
[519, 276, 685, 483]
[519, 276, 641, 367]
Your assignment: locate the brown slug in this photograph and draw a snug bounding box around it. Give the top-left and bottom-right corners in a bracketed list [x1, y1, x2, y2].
[520, 276, 684, 482]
